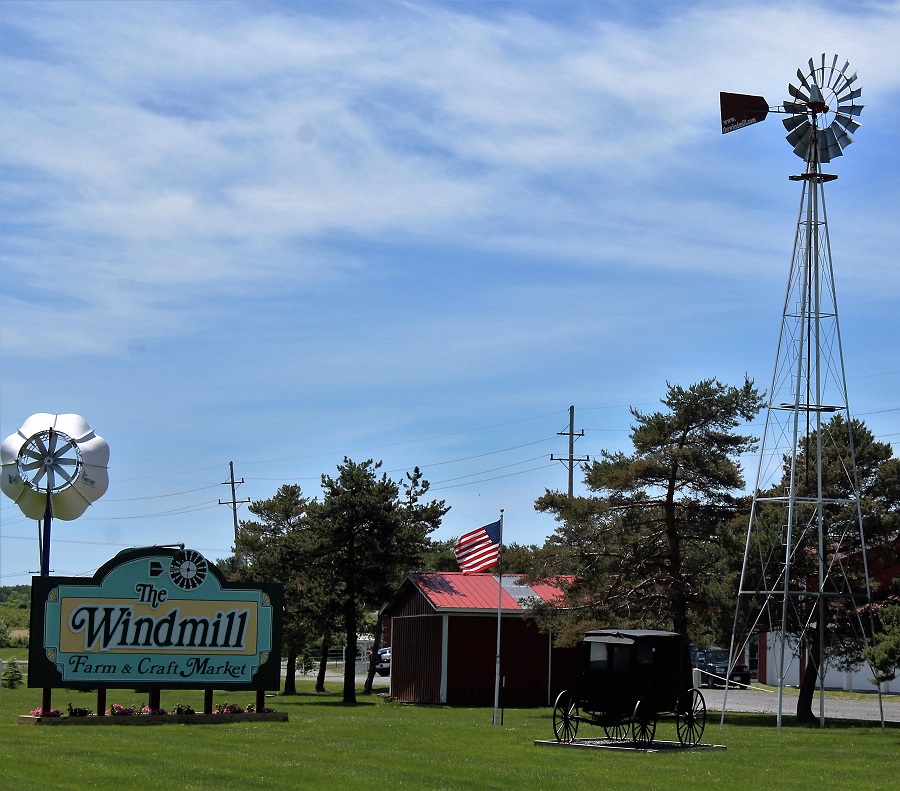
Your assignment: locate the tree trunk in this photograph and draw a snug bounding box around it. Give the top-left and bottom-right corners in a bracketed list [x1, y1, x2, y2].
[283, 647, 297, 695]
[363, 612, 384, 695]
[343, 596, 358, 704]
[315, 636, 330, 693]
[664, 473, 690, 637]
[796, 645, 820, 723]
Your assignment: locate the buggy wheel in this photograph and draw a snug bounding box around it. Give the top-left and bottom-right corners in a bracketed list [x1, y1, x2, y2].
[552, 690, 579, 743]
[603, 715, 629, 741]
[630, 704, 656, 748]
[676, 688, 707, 746]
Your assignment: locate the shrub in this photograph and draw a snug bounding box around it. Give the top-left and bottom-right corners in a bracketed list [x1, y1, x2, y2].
[1, 659, 24, 689]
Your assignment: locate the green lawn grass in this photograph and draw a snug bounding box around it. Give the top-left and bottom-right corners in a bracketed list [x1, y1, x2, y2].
[0, 680, 896, 791]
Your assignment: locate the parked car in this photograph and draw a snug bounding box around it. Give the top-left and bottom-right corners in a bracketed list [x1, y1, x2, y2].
[693, 647, 750, 688]
[375, 646, 391, 676]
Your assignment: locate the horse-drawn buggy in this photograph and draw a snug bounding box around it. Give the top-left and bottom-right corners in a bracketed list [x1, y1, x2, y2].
[552, 629, 706, 747]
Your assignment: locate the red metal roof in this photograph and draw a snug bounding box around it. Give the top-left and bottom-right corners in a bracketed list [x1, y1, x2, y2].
[406, 572, 569, 613]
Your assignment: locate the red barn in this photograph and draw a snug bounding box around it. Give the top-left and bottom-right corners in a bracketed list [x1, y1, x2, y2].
[381, 572, 578, 706]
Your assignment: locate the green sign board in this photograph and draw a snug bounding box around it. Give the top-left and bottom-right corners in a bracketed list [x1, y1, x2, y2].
[29, 547, 282, 691]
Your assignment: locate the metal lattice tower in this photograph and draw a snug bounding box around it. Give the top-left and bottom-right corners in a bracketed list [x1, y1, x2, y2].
[720, 55, 883, 730]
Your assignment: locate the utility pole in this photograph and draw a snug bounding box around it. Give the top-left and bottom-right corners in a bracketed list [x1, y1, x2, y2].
[550, 405, 589, 497]
[219, 461, 250, 558]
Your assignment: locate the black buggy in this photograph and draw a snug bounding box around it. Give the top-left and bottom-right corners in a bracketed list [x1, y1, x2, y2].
[552, 629, 706, 747]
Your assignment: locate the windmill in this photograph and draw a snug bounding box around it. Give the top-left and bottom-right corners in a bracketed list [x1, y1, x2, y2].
[1, 413, 109, 576]
[720, 55, 883, 730]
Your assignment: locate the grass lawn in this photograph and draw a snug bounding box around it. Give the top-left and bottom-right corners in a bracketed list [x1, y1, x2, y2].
[0, 677, 896, 791]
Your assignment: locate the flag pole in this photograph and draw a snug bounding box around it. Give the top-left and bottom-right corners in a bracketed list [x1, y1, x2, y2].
[492, 509, 504, 726]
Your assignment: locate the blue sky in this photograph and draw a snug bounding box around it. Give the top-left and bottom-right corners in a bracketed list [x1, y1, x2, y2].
[2, 0, 899, 586]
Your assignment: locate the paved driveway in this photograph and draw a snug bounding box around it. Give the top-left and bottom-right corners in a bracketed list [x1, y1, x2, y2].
[701, 685, 900, 723]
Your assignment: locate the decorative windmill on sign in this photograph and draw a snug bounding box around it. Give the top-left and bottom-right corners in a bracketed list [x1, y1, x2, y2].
[720, 56, 883, 730]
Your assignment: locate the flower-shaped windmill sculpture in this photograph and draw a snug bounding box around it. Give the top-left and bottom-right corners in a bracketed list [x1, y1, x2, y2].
[1, 413, 109, 522]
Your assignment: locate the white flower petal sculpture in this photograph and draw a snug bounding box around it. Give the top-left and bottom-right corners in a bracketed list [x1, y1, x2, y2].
[1, 413, 109, 520]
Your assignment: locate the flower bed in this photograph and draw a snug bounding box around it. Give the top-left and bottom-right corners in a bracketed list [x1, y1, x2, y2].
[19, 710, 288, 726]
[20, 700, 286, 725]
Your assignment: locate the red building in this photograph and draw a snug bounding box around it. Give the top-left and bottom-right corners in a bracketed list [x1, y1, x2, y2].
[381, 572, 578, 706]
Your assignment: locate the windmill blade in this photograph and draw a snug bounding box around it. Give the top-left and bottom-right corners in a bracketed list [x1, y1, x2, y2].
[7, 486, 45, 520]
[809, 84, 825, 104]
[796, 67, 811, 91]
[837, 102, 863, 117]
[786, 120, 811, 148]
[837, 87, 862, 104]
[826, 54, 838, 88]
[832, 126, 853, 150]
[18, 413, 57, 439]
[782, 114, 807, 132]
[831, 59, 851, 90]
[790, 126, 812, 159]
[821, 127, 843, 162]
[21, 443, 45, 462]
[783, 101, 806, 114]
[834, 70, 858, 94]
[788, 83, 810, 102]
[833, 114, 860, 134]
[78, 435, 110, 467]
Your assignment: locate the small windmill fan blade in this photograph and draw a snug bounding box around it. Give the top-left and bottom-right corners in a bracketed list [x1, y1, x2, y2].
[821, 127, 842, 162]
[827, 54, 838, 87]
[788, 83, 810, 102]
[782, 114, 807, 132]
[785, 120, 810, 147]
[837, 102, 863, 117]
[796, 67, 811, 90]
[838, 87, 862, 103]
[783, 101, 806, 113]
[832, 126, 853, 150]
[833, 114, 860, 134]
[790, 127, 812, 159]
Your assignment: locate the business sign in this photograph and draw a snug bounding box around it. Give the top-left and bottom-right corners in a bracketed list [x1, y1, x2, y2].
[29, 547, 282, 690]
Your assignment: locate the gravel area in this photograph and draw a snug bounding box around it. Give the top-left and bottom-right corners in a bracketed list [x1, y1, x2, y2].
[701, 685, 900, 723]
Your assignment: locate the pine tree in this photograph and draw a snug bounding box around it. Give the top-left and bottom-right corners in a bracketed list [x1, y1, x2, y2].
[536, 377, 764, 649]
[1, 659, 24, 689]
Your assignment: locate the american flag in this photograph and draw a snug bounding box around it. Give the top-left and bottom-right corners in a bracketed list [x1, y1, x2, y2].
[454, 519, 502, 574]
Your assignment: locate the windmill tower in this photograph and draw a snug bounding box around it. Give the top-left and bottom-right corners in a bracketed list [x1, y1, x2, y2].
[720, 55, 883, 730]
